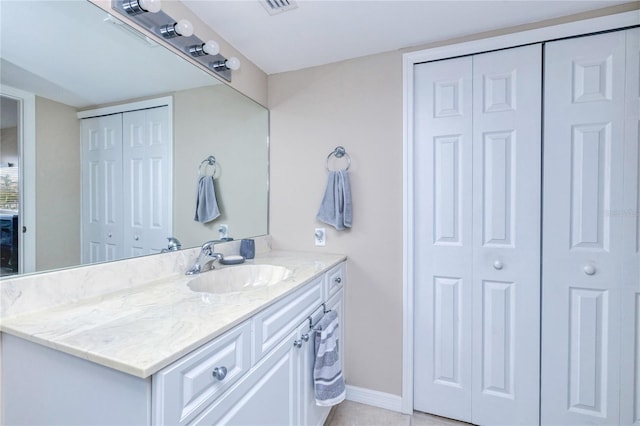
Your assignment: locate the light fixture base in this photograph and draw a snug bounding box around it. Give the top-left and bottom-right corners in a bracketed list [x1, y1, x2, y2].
[111, 0, 233, 82]
[159, 23, 178, 38]
[122, 0, 146, 15]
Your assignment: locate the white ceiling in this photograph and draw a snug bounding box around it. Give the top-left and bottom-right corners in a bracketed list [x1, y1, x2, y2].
[183, 0, 632, 75]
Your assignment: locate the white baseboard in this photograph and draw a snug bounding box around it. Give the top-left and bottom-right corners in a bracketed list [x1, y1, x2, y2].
[345, 385, 404, 413]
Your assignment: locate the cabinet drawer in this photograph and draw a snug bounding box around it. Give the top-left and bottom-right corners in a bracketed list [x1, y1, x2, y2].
[252, 276, 323, 362]
[189, 327, 299, 426]
[325, 262, 345, 300]
[152, 321, 251, 425]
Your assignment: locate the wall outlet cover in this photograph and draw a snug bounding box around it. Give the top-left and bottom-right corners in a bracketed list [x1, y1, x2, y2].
[218, 224, 228, 239]
[314, 228, 326, 246]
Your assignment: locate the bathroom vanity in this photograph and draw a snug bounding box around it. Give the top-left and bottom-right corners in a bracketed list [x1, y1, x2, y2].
[0, 249, 345, 425]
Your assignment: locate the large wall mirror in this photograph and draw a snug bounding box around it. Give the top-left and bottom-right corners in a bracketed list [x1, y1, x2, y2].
[0, 0, 269, 277]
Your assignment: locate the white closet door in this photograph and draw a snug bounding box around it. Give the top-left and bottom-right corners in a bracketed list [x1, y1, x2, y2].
[81, 114, 123, 264]
[414, 56, 474, 422]
[542, 30, 627, 425]
[414, 44, 541, 425]
[122, 106, 172, 258]
[471, 44, 541, 425]
[621, 27, 640, 426]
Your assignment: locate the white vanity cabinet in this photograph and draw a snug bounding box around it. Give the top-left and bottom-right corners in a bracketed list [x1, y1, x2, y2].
[187, 262, 345, 426]
[1, 260, 346, 426]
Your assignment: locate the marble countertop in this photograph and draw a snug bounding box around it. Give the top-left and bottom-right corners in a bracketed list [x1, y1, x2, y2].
[0, 251, 346, 378]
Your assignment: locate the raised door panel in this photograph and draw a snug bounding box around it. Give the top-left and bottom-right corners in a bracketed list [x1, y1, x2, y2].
[122, 106, 172, 257]
[413, 56, 473, 422]
[190, 329, 299, 426]
[542, 30, 627, 425]
[325, 262, 344, 300]
[81, 114, 123, 264]
[471, 44, 541, 426]
[252, 277, 323, 362]
[621, 27, 640, 426]
[152, 322, 251, 425]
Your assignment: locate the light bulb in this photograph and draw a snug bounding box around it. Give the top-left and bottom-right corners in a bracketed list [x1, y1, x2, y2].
[174, 19, 193, 37]
[203, 40, 220, 56]
[225, 57, 241, 71]
[138, 0, 161, 13]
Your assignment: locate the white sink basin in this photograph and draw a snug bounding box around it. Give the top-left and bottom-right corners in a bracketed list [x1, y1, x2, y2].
[187, 264, 293, 294]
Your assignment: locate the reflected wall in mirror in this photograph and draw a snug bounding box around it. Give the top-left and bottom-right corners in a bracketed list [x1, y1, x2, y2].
[0, 0, 269, 276]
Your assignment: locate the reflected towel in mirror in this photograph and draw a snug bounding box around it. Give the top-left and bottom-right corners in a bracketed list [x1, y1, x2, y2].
[194, 176, 221, 223]
[316, 170, 352, 230]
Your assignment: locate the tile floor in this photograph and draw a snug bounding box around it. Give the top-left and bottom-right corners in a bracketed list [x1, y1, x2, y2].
[325, 400, 472, 426]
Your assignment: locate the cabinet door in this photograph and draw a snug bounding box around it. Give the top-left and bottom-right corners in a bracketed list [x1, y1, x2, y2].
[190, 329, 300, 426]
[81, 114, 123, 264]
[122, 106, 172, 257]
[542, 30, 627, 425]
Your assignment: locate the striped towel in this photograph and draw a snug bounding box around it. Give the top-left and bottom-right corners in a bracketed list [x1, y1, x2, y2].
[314, 310, 346, 406]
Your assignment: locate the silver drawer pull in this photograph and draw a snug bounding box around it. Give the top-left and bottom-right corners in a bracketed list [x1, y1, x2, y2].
[293, 339, 303, 348]
[301, 333, 310, 342]
[334, 277, 342, 283]
[212, 366, 228, 380]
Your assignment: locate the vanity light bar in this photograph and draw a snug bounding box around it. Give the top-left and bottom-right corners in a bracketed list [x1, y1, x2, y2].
[111, 0, 235, 82]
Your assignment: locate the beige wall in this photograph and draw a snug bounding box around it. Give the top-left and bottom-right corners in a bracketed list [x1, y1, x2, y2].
[269, 51, 404, 395]
[35, 96, 81, 271]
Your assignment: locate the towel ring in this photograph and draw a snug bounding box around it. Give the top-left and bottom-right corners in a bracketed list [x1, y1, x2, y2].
[199, 156, 217, 177]
[325, 146, 351, 171]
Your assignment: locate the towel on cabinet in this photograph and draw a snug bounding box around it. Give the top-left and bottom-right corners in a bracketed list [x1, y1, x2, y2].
[313, 310, 346, 406]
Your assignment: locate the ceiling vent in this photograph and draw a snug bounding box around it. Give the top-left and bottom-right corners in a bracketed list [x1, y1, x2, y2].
[260, 0, 298, 16]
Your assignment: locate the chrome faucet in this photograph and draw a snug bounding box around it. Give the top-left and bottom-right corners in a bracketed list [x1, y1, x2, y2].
[161, 237, 182, 253]
[186, 241, 224, 275]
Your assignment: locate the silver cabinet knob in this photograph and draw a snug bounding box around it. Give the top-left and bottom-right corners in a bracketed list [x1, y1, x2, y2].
[293, 339, 303, 348]
[301, 333, 310, 342]
[493, 260, 503, 270]
[108, 232, 113, 238]
[212, 366, 227, 380]
[134, 235, 139, 241]
[334, 277, 342, 283]
[583, 265, 596, 276]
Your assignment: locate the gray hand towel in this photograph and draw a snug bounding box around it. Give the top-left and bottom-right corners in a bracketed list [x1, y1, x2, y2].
[194, 176, 220, 223]
[314, 310, 346, 406]
[316, 170, 352, 230]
